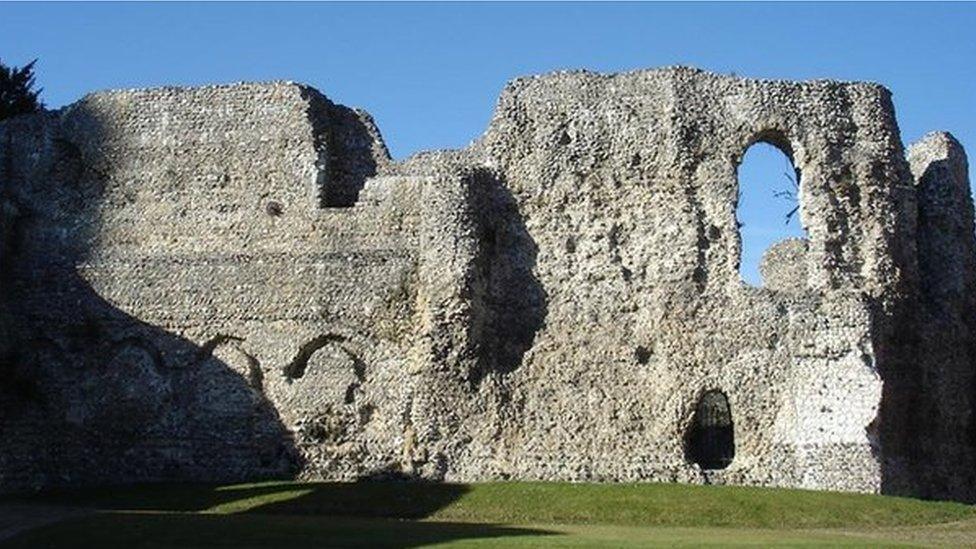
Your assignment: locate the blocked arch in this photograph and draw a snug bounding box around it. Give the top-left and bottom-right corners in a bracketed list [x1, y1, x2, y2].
[106, 337, 165, 372]
[194, 334, 264, 390]
[283, 334, 365, 380]
[282, 333, 366, 405]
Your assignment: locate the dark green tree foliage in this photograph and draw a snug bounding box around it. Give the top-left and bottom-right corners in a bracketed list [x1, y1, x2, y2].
[0, 59, 43, 121]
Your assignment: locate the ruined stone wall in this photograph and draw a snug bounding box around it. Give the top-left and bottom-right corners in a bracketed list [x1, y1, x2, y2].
[0, 82, 429, 487]
[905, 133, 976, 501]
[430, 69, 915, 491]
[0, 68, 973, 501]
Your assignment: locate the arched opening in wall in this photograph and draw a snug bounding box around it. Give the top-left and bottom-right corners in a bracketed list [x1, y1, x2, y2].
[736, 138, 807, 287]
[686, 390, 735, 470]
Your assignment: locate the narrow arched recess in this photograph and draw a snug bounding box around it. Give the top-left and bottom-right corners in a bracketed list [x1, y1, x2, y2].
[686, 390, 735, 470]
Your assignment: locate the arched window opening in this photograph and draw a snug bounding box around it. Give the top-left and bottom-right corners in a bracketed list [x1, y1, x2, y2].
[686, 390, 735, 470]
[737, 140, 806, 287]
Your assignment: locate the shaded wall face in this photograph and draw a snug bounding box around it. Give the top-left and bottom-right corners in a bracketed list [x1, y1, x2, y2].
[0, 83, 421, 488]
[467, 69, 915, 492]
[903, 133, 976, 501]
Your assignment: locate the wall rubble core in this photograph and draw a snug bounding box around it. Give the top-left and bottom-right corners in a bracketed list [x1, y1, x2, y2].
[0, 67, 973, 501]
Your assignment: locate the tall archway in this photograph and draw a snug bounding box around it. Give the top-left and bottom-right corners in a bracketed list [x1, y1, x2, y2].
[736, 139, 806, 287]
[686, 390, 735, 470]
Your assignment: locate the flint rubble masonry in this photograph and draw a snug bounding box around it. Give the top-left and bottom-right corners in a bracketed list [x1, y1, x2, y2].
[0, 68, 973, 502]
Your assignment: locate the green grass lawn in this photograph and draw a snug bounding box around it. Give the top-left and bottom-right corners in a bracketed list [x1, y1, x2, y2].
[2, 481, 974, 547]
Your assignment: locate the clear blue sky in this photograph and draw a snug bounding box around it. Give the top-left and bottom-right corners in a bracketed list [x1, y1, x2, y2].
[2, 2, 973, 284]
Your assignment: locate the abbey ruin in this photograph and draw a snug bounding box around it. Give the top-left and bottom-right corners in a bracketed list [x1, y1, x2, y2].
[0, 67, 974, 502]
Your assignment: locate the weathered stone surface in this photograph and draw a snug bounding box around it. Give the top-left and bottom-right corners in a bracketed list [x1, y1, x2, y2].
[0, 68, 973, 501]
[903, 132, 976, 501]
[760, 238, 808, 292]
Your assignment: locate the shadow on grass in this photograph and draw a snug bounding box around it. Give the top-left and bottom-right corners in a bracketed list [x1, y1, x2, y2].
[1, 513, 555, 549]
[9, 480, 478, 518]
[3, 481, 557, 548]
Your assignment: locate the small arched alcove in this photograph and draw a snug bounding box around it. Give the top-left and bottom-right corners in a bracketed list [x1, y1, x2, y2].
[736, 133, 807, 287]
[686, 390, 735, 470]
